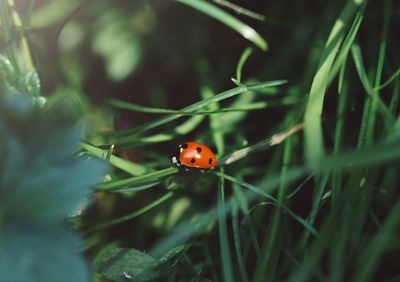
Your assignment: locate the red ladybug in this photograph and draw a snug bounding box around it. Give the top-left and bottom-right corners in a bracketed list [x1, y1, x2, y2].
[171, 141, 217, 171]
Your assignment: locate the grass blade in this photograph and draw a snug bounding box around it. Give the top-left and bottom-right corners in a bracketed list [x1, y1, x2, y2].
[374, 67, 400, 91]
[213, 0, 265, 21]
[81, 142, 148, 176]
[110, 99, 268, 115]
[217, 171, 234, 282]
[304, 0, 365, 167]
[112, 80, 287, 137]
[353, 201, 400, 282]
[150, 167, 307, 257]
[231, 203, 249, 282]
[97, 167, 177, 191]
[253, 132, 293, 281]
[176, 0, 267, 50]
[351, 43, 394, 133]
[84, 192, 174, 234]
[234, 47, 254, 84]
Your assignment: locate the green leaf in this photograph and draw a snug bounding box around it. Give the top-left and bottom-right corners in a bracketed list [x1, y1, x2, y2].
[94, 247, 159, 282]
[0, 97, 104, 222]
[0, 224, 89, 282]
[0, 94, 106, 281]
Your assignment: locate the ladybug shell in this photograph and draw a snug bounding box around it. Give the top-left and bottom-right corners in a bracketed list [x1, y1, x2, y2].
[171, 142, 217, 169]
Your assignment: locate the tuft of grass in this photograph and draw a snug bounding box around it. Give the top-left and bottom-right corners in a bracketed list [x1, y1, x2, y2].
[2, 0, 400, 281]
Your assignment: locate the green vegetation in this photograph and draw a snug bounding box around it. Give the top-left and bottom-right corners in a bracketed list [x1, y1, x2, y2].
[1, 0, 399, 281]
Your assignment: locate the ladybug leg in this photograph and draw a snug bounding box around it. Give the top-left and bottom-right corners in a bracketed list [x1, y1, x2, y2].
[184, 167, 190, 172]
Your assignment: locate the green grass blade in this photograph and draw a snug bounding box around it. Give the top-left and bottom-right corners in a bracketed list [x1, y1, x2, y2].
[215, 171, 317, 236]
[298, 175, 329, 251]
[351, 44, 394, 133]
[110, 98, 268, 115]
[253, 134, 294, 282]
[217, 171, 234, 282]
[232, 203, 249, 282]
[213, 0, 265, 21]
[97, 167, 177, 191]
[202, 86, 224, 155]
[234, 47, 254, 84]
[328, 11, 364, 84]
[365, 0, 392, 144]
[150, 167, 307, 257]
[84, 192, 174, 234]
[332, 80, 348, 205]
[202, 84, 233, 280]
[304, 0, 365, 167]
[112, 80, 286, 137]
[374, 67, 400, 91]
[388, 79, 400, 115]
[81, 142, 148, 176]
[353, 201, 400, 282]
[316, 139, 400, 172]
[288, 177, 358, 282]
[176, 0, 268, 50]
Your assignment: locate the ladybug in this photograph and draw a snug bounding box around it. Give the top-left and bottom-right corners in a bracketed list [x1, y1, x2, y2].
[171, 141, 217, 171]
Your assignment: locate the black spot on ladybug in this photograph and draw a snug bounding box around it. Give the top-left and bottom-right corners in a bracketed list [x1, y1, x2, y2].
[180, 143, 188, 149]
[196, 147, 202, 153]
[191, 158, 196, 163]
[208, 158, 212, 165]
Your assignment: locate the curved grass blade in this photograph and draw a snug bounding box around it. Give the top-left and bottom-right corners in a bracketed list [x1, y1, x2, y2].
[84, 192, 174, 234]
[374, 67, 400, 91]
[215, 171, 317, 236]
[304, 0, 365, 167]
[351, 44, 394, 127]
[328, 11, 364, 84]
[176, 0, 267, 50]
[97, 167, 177, 191]
[233, 47, 254, 85]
